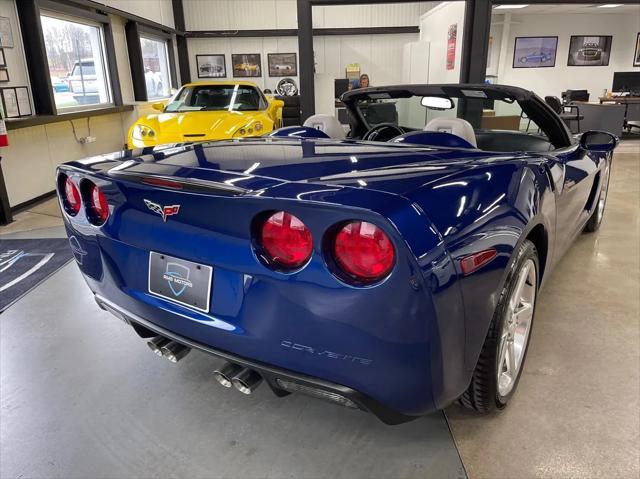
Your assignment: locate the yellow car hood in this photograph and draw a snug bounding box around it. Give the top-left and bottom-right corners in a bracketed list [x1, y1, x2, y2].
[141, 110, 273, 142]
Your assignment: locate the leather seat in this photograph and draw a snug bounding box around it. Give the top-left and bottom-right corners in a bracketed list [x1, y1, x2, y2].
[303, 114, 346, 139]
[424, 118, 477, 147]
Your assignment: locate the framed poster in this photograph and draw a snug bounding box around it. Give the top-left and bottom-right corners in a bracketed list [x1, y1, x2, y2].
[567, 36, 613, 66]
[0, 17, 13, 48]
[513, 36, 558, 68]
[446, 24, 457, 71]
[196, 54, 226, 78]
[0, 69, 8, 83]
[634, 33, 640, 67]
[15, 87, 32, 116]
[1, 88, 19, 118]
[231, 53, 261, 77]
[0, 49, 5, 67]
[268, 53, 297, 77]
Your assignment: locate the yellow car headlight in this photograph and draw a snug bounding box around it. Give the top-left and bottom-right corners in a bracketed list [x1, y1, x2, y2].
[132, 125, 156, 141]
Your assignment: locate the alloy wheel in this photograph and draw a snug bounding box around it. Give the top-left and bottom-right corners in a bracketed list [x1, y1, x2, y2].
[497, 258, 537, 397]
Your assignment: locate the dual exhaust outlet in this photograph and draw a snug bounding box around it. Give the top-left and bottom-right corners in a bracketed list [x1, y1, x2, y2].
[146, 336, 262, 394]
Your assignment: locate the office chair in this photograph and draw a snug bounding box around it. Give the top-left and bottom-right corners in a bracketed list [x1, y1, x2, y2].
[546, 96, 583, 133]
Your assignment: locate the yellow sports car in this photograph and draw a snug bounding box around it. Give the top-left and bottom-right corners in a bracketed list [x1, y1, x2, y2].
[127, 81, 284, 148]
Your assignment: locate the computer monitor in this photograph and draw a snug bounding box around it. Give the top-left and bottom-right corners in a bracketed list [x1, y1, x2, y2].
[334, 79, 350, 99]
[612, 72, 640, 93]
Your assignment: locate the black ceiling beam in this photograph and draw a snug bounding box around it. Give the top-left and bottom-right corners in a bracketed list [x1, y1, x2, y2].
[185, 26, 418, 38]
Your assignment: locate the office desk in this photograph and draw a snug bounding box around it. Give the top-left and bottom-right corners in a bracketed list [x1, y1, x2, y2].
[599, 97, 640, 132]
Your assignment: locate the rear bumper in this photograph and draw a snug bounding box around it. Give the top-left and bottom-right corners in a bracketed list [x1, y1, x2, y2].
[94, 294, 418, 425]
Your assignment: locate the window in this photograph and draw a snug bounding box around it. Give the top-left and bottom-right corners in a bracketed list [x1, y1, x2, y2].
[164, 85, 267, 113]
[40, 14, 111, 110]
[140, 36, 171, 99]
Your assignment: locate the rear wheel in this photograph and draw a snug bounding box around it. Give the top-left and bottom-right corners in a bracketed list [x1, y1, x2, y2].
[459, 240, 538, 412]
[584, 157, 611, 233]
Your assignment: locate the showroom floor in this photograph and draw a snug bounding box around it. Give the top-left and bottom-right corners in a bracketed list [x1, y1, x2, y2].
[1, 140, 638, 478]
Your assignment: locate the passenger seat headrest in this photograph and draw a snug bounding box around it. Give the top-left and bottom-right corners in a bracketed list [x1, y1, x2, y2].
[424, 118, 477, 147]
[303, 114, 346, 139]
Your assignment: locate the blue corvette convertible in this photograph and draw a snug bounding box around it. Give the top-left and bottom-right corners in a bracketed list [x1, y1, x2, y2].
[56, 84, 616, 424]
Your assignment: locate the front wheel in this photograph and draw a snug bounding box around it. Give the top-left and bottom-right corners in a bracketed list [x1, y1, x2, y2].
[459, 240, 538, 412]
[584, 157, 611, 233]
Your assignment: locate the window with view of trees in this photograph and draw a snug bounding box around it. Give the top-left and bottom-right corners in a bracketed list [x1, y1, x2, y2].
[140, 36, 170, 100]
[40, 14, 111, 110]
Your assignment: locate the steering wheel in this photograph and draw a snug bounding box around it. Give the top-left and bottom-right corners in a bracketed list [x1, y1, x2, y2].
[362, 123, 405, 142]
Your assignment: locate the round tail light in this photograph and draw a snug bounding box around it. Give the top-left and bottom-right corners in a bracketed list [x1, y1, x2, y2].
[88, 183, 109, 225]
[62, 176, 81, 216]
[260, 211, 313, 270]
[331, 221, 395, 284]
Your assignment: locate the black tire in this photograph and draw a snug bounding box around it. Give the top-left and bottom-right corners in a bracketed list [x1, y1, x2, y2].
[584, 156, 612, 233]
[459, 240, 539, 413]
[282, 117, 301, 127]
[282, 106, 301, 118]
[279, 95, 300, 107]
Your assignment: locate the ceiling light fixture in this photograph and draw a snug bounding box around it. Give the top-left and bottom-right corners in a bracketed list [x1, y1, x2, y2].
[494, 4, 529, 9]
[597, 4, 623, 8]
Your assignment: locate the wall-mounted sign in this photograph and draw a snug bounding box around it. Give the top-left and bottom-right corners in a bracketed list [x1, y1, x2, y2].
[447, 24, 457, 71]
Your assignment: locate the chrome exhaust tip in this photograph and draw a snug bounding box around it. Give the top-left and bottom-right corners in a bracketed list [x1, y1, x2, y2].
[160, 341, 191, 363]
[231, 368, 263, 394]
[147, 336, 170, 356]
[213, 362, 243, 388]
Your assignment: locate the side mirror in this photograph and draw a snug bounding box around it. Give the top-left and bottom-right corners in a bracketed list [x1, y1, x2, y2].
[579, 130, 618, 153]
[421, 96, 454, 110]
[151, 102, 165, 112]
[271, 99, 284, 110]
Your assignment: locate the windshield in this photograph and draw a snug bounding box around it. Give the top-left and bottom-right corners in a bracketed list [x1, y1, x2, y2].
[357, 96, 544, 136]
[164, 85, 267, 112]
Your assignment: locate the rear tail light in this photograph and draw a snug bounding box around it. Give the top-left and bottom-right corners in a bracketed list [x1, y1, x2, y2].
[259, 211, 313, 270]
[330, 221, 395, 284]
[61, 176, 81, 216]
[88, 183, 109, 225]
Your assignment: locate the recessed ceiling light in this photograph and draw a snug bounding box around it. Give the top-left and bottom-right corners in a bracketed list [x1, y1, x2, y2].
[597, 4, 623, 7]
[494, 4, 529, 9]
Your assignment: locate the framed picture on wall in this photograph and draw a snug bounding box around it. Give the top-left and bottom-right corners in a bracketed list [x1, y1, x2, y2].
[513, 36, 558, 68]
[634, 33, 640, 67]
[0, 69, 8, 83]
[0, 17, 13, 48]
[231, 53, 261, 78]
[1, 88, 19, 118]
[0, 49, 5, 68]
[567, 35, 612, 66]
[196, 54, 226, 78]
[15, 87, 32, 116]
[268, 53, 297, 77]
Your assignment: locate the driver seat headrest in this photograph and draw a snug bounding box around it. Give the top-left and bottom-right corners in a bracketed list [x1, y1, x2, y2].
[424, 118, 477, 147]
[303, 114, 346, 139]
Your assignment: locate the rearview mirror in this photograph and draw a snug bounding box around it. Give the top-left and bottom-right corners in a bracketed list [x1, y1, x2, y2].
[151, 102, 165, 112]
[579, 130, 618, 153]
[421, 96, 454, 110]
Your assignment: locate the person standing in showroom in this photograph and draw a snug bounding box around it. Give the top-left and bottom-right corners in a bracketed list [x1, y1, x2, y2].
[359, 73, 370, 89]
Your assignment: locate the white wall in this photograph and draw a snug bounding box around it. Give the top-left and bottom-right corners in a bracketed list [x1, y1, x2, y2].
[491, 10, 640, 99]
[99, 0, 175, 29]
[419, 2, 465, 84]
[182, 0, 435, 30]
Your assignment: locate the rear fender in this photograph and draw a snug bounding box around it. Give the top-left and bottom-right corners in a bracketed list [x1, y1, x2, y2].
[407, 159, 556, 377]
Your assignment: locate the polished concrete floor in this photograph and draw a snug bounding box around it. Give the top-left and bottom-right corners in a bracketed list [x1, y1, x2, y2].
[1, 141, 639, 478]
